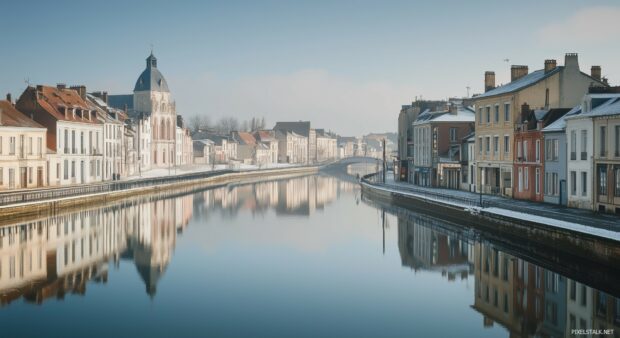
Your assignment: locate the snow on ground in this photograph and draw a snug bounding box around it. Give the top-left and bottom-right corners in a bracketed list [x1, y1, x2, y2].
[363, 178, 620, 242]
[484, 208, 620, 241]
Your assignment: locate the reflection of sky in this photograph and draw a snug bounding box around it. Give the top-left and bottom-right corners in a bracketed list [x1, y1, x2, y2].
[0, 176, 502, 337]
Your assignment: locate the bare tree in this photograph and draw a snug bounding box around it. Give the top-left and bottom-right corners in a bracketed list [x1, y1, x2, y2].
[216, 117, 239, 134]
[188, 115, 211, 134]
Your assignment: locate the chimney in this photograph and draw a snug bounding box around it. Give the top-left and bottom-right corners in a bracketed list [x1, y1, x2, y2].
[520, 102, 530, 124]
[6, 93, 11, 104]
[57, 83, 66, 90]
[449, 104, 458, 115]
[591, 66, 601, 81]
[102, 91, 108, 104]
[70, 85, 87, 100]
[511, 65, 529, 82]
[564, 53, 579, 70]
[484, 71, 495, 92]
[544, 59, 557, 73]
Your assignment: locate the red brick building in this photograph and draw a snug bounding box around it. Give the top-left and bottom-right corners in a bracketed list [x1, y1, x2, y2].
[513, 104, 569, 201]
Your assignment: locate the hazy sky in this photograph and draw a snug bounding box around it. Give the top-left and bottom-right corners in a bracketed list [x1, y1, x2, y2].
[1, 0, 618, 135]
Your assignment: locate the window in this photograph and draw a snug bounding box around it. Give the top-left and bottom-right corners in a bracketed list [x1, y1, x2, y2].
[504, 103, 510, 122]
[56, 163, 60, 179]
[0, 136, 2, 154]
[63, 160, 68, 180]
[9, 136, 15, 155]
[478, 108, 483, 125]
[450, 128, 457, 142]
[615, 126, 620, 157]
[486, 106, 490, 123]
[545, 88, 550, 108]
[37, 137, 42, 156]
[494, 105, 499, 123]
[600, 126, 607, 157]
[71, 161, 75, 178]
[64, 130, 69, 154]
[552, 173, 558, 196]
[485, 137, 490, 154]
[581, 130, 587, 160]
[581, 172, 587, 196]
[599, 165, 607, 195]
[0, 168, 3, 185]
[28, 167, 32, 184]
[504, 135, 509, 153]
[553, 139, 559, 161]
[524, 167, 529, 190]
[518, 167, 523, 192]
[570, 130, 577, 160]
[517, 141, 522, 159]
[535, 140, 540, 162]
[570, 280, 576, 301]
[615, 166, 620, 197]
[571, 171, 577, 195]
[479, 137, 483, 154]
[71, 130, 76, 154]
[28, 137, 33, 155]
[493, 136, 499, 154]
[523, 140, 529, 161]
[535, 168, 540, 194]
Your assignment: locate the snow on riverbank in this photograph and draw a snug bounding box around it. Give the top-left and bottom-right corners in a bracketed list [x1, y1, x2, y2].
[362, 180, 620, 242]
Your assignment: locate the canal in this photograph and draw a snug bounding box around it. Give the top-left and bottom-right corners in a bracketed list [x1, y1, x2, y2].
[0, 170, 618, 337]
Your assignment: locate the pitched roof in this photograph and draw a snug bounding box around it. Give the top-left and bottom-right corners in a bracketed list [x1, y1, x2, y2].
[108, 94, 134, 111]
[273, 121, 311, 136]
[254, 130, 275, 141]
[542, 106, 582, 132]
[474, 67, 562, 99]
[22, 86, 100, 124]
[234, 131, 257, 145]
[0, 101, 46, 128]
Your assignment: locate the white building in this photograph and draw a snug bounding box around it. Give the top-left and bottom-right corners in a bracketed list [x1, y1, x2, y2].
[276, 130, 307, 164]
[0, 100, 48, 189]
[16, 85, 104, 186]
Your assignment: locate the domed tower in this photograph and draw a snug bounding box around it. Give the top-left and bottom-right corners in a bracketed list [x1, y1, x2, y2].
[133, 52, 176, 168]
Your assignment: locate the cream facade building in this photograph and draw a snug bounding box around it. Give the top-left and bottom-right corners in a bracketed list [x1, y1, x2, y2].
[133, 53, 176, 168]
[0, 100, 48, 190]
[473, 54, 606, 196]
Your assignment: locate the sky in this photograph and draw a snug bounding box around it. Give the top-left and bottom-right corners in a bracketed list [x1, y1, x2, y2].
[1, 0, 619, 136]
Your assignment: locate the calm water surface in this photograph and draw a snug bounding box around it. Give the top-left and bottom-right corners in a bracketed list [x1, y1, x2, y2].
[0, 172, 618, 337]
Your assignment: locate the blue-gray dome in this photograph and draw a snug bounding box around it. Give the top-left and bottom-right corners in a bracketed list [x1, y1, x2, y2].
[133, 53, 170, 92]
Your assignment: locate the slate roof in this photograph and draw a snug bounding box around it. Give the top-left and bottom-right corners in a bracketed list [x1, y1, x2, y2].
[273, 121, 311, 136]
[0, 100, 46, 128]
[134, 53, 170, 93]
[475, 67, 563, 99]
[108, 94, 134, 111]
[542, 106, 582, 132]
[568, 97, 620, 119]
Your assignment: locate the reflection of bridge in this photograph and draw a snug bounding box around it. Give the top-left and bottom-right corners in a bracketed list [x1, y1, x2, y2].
[320, 157, 381, 183]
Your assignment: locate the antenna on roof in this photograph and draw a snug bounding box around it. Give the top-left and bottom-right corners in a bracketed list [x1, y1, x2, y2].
[503, 58, 510, 63]
[24, 77, 31, 87]
[150, 43, 154, 54]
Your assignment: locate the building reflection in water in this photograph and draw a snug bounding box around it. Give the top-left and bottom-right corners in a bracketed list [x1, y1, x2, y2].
[0, 175, 347, 305]
[397, 214, 620, 337]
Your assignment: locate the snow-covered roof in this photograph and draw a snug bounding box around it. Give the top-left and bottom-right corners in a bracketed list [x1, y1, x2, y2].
[566, 97, 620, 121]
[475, 67, 562, 99]
[413, 107, 474, 125]
[542, 106, 582, 132]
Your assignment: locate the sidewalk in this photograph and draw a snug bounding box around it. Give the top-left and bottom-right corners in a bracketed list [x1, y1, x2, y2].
[377, 174, 620, 233]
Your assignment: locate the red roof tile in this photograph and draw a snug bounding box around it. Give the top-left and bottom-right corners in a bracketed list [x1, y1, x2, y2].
[0, 100, 46, 128]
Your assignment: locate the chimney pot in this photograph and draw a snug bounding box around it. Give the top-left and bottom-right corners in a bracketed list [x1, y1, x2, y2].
[484, 71, 495, 92]
[564, 53, 579, 70]
[6, 93, 11, 103]
[57, 83, 66, 90]
[591, 66, 602, 81]
[544, 59, 557, 73]
[511, 65, 529, 82]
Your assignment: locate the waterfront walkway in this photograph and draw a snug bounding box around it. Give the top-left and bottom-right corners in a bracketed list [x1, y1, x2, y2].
[369, 174, 620, 234]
